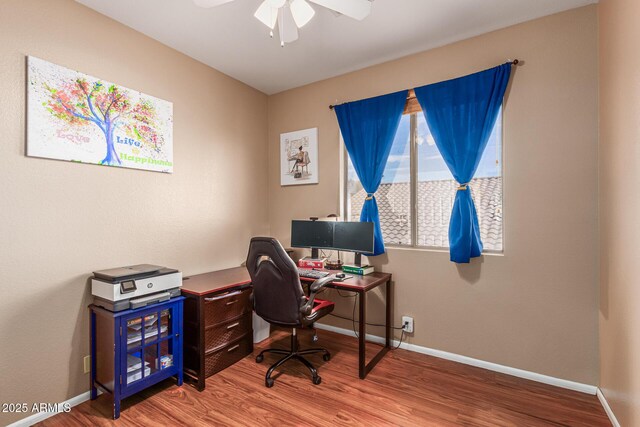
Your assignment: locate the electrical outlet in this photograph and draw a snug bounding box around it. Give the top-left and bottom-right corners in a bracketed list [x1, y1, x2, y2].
[402, 316, 414, 333]
[83, 356, 91, 374]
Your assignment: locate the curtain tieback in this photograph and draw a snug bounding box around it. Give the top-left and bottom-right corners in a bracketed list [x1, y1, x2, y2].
[457, 183, 469, 191]
[365, 193, 375, 200]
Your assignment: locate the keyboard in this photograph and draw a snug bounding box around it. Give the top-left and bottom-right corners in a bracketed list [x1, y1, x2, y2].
[298, 268, 330, 279]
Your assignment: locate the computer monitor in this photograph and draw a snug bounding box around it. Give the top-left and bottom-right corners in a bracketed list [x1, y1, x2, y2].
[333, 221, 374, 253]
[291, 220, 334, 255]
[291, 220, 374, 264]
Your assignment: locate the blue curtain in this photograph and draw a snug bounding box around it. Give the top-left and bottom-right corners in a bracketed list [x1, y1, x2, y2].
[414, 63, 511, 263]
[334, 90, 408, 256]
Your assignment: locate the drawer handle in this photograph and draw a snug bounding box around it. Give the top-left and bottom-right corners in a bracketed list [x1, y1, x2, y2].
[204, 290, 242, 302]
[226, 322, 240, 330]
[226, 300, 237, 306]
[227, 344, 240, 352]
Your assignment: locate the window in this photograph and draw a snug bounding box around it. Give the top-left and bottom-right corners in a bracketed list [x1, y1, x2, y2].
[345, 110, 503, 251]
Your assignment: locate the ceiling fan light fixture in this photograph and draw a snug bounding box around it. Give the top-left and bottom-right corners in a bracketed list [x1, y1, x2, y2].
[278, 3, 299, 44]
[254, 0, 278, 29]
[210, 0, 372, 46]
[307, 0, 371, 21]
[290, 0, 315, 28]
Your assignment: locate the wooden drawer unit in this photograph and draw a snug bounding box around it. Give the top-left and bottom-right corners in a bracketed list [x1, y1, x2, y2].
[205, 312, 252, 352]
[181, 268, 253, 390]
[204, 333, 253, 377]
[203, 288, 252, 326]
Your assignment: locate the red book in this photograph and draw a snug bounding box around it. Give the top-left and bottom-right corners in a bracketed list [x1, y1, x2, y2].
[298, 257, 326, 269]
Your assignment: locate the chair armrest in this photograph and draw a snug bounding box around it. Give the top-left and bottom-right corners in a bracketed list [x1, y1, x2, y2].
[310, 276, 334, 293]
[301, 276, 334, 315]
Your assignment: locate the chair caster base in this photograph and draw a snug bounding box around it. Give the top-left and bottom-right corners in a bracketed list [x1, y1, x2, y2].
[259, 329, 330, 388]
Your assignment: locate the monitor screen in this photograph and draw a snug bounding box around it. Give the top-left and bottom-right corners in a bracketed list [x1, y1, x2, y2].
[333, 221, 374, 253]
[290, 220, 374, 254]
[291, 220, 334, 250]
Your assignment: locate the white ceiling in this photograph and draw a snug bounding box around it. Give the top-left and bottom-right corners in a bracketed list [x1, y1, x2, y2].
[75, 0, 596, 94]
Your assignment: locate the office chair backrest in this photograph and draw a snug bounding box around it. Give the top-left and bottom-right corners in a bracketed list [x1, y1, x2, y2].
[246, 237, 306, 326]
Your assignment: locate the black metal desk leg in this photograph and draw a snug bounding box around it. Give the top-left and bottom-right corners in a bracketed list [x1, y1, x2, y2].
[90, 310, 97, 400]
[385, 279, 391, 348]
[358, 290, 366, 379]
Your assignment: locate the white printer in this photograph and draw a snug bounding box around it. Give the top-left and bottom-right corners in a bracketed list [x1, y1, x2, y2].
[91, 264, 182, 312]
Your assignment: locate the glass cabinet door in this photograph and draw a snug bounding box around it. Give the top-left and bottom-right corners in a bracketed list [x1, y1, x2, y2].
[159, 309, 171, 340]
[125, 313, 155, 385]
[125, 351, 149, 384]
[126, 313, 158, 350]
[155, 309, 174, 370]
[123, 306, 176, 386]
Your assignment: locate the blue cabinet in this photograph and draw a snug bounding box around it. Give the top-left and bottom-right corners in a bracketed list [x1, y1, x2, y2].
[90, 297, 184, 419]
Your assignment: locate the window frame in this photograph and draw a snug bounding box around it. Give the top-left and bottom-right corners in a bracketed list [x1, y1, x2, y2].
[341, 110, 504, 255]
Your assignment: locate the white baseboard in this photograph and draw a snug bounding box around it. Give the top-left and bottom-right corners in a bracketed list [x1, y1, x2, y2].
[314, 323, 598, 395]
[6, 390, 99, 427]
[597, 388, 621, 427]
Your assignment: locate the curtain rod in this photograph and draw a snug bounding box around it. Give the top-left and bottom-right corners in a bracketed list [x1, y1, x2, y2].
[328, 59, 520, 110]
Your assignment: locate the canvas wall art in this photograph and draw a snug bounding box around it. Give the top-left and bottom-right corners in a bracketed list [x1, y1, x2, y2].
[280, 127, 318, 186]
[27, 56, 173, 173]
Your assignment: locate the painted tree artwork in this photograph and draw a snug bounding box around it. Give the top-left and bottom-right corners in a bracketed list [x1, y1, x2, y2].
[27, 56, 173, 172]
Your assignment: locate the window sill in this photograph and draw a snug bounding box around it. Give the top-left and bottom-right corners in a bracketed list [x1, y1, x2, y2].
[384, 244, 504, 257]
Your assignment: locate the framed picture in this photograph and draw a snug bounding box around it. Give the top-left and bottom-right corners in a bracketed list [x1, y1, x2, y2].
[27, 56, 173, 173]
[280, 127, 318, 186]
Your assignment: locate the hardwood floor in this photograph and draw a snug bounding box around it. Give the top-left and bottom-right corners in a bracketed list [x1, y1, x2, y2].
[40, 329, 610, 426]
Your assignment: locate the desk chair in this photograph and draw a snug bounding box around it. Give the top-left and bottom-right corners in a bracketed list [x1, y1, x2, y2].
[246, 237, 335, 387]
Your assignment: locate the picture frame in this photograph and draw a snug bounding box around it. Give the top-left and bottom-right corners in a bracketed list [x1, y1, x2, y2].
[27, 56, 174, 173]
[280, 127, 318, 186]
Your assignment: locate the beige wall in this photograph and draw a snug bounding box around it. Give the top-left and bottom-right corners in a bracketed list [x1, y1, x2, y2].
[0, 0, 268, 424]
[0, 2, 607, 424]
[268, 6, 599, 385]
[599, 0, 640, 424]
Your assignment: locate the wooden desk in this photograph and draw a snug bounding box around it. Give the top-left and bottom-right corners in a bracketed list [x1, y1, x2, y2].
[183, 266, 392, 380]
[299, 271, 393, 379]
[182, 269, 251, 296]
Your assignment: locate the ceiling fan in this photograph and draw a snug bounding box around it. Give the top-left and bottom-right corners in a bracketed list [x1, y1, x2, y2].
[193, 0, 372, 46]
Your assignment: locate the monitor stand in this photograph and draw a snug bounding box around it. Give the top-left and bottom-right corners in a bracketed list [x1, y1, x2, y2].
[353, 252, 363, 267]
[311, 248, 319, 259]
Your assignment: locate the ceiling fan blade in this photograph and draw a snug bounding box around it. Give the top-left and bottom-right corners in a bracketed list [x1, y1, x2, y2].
[192, 0, 236, 8]
[278, 4, 299, 44]
[254, 0, 278, 29]
[307, 0, 371, 20]
[290, 0, 315, 28]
